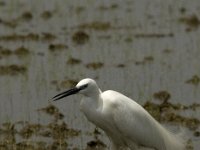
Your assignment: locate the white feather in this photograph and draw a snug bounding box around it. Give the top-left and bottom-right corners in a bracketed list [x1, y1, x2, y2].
[54, 78, 186, 150]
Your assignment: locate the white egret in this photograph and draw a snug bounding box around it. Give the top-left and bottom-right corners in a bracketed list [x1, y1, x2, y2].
[53, 78, 185, 150]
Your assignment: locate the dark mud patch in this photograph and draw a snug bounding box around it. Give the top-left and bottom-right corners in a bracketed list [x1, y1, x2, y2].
[179, 7, 186, 14]
[124, 37, 133, 43]
[143, 101, 200, 130]
[179, 14, 200, 31]
[0, 33, 56, 42]
[135, 56, 154, 65]
[75, 6, 86, 14]
[41, 11, 53, 20]
[15, 46, 30, 56]
[0, 18, 18, 28]
[78, 21, 111, 31]
[86, 139, 107, 150]
[48, 43, 68, 52]
[153, 90, 171, 103]
[85, 62, 104, 70]
[98, 4, 118, 11]
[38, 104, 61, 117]
[185, 75, 200, 86]
[134, 33, 174, 38]
[50, 79, 78, 91]
[0, 1, 5, 6]
[44, 122, 80, 139]
[0, 65, 27, 75]
[97, 35, 111, 40]
[41, 33, 56, 41]
[67, 57, 82, 65]
[37, 104, 65, 122]
[20, 11, 33, 22]
[0, 33, 39, 41]
[18, 123, 43, 139]
[0, 46, 30, 58]
[0, 104, 81, 150]
[163, 49, 172, 54]
[0, 46, 12, 57]
[72, 31, 89, 45]
[116, 64, 125, 68]
[0, 11, 33, 28]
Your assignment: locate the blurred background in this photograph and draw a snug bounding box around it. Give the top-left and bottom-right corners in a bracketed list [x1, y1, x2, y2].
[0, 0, 199, 149]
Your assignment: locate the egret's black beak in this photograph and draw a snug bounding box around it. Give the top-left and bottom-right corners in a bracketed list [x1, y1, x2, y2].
[52, 87, 80, 101]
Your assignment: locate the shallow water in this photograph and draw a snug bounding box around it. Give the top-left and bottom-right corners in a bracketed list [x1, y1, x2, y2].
[0, 0, 199, 149]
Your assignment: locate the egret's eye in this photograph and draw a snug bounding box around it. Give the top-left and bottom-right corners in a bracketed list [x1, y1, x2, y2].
[79, 84, 88, 90]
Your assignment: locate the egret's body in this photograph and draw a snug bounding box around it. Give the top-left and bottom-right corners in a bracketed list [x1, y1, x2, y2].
[53, 78, 185, 150]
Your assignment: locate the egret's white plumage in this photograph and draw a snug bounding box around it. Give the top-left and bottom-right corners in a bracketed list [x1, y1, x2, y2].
[53, 78, 185, 150]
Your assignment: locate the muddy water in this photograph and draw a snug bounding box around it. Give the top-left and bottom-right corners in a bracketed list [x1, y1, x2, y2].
[0, 0, 199, 149]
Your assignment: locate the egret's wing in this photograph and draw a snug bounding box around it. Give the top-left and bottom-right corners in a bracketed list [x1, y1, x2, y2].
[102, 91, 166, 149]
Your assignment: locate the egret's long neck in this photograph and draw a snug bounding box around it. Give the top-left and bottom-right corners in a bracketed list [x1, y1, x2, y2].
[90, 88, 102, 98]
[90, 88, 102, 108]
[80, 88, 103, 127]
[81, 88, 103, 110]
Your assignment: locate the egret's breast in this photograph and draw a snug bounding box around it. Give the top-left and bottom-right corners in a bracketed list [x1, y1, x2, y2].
[80, 97, 129, 148]
[80, 97, 111, 130]
[80, 97, 100, 123]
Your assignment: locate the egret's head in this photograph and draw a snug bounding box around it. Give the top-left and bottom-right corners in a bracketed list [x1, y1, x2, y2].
[52, 78, 100, 101]
[76, 78, 99, 95]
